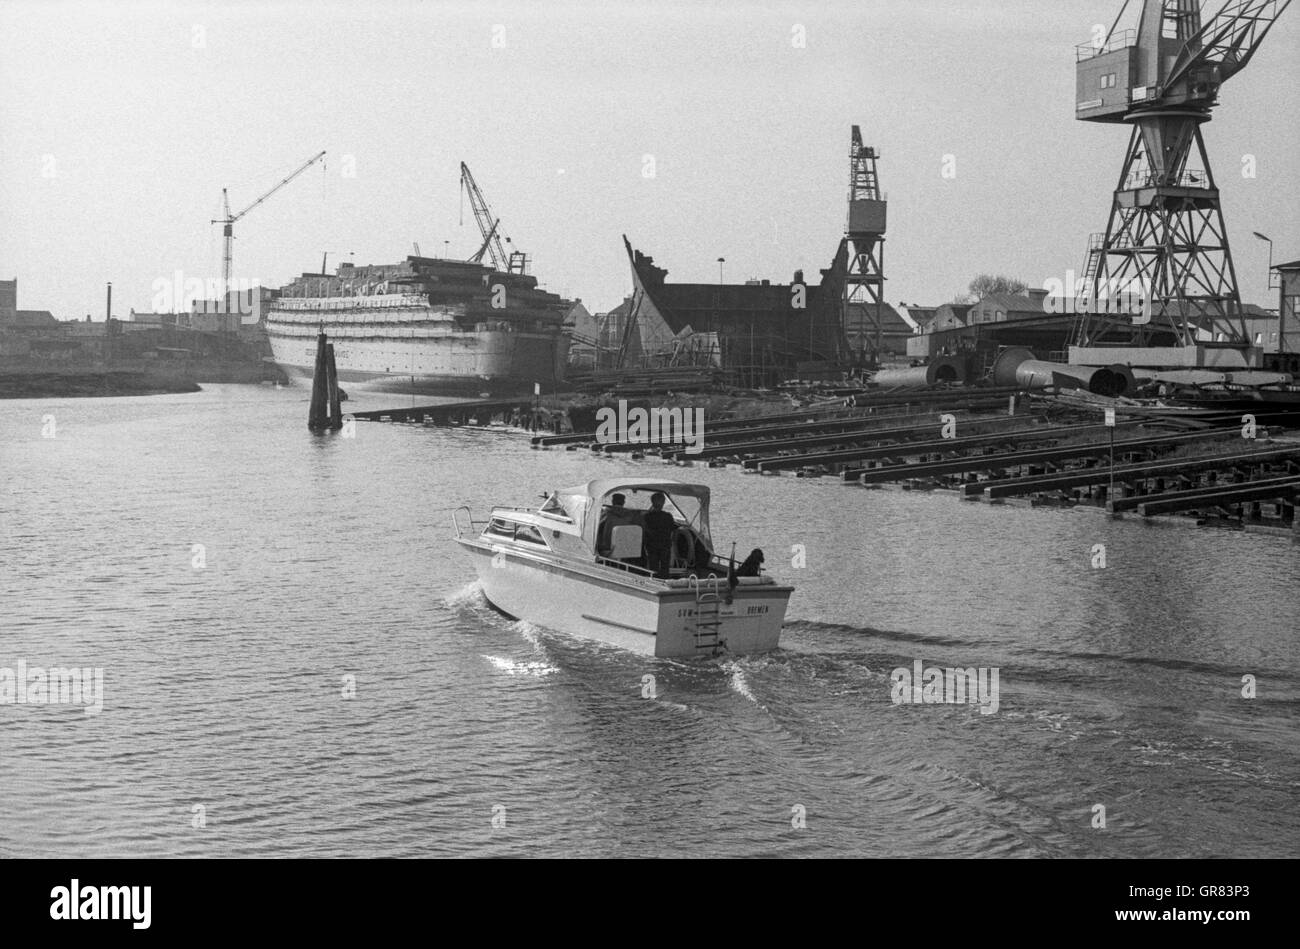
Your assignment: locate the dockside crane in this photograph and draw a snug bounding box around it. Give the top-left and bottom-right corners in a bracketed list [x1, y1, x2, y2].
[460, 162, 528, 275]
[1073, 0, 1291, 353]
[843, 125, 887, 368]
[211, 150, 327, 305]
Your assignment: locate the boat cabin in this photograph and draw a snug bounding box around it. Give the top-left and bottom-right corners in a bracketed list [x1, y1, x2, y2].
[481, 479, 754, 581]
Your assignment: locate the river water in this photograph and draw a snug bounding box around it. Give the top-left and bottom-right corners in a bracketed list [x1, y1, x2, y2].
[2, 385, 1297, 857]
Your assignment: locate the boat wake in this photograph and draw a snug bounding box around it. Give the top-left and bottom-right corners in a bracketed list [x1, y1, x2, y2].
[720, 659, 765, 709]
[480, 654, 560, 677]
[782, 618, 975, 650]
[513, 620, 548, 651]
[442, 581, 489, 610]
[477, 619, 562, 677]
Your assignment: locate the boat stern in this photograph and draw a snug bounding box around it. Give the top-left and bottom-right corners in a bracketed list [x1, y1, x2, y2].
[652, 579, 792, 658]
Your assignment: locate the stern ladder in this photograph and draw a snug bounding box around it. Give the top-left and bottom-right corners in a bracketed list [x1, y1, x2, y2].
[689, 575, 727, 655]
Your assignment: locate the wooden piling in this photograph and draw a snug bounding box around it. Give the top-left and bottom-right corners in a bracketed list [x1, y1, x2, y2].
[308, 330, 329, 431]
[325, 342, 343, 431]
[308, 329, 345, 432]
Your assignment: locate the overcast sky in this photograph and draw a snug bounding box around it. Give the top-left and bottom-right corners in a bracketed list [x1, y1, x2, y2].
[2, 0, 1297, 320]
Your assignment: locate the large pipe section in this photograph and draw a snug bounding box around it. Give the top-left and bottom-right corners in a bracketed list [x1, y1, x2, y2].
[872, 355, 966, 389]
[1131, 368, 1294, 388]
[992, 347, 1135, 398]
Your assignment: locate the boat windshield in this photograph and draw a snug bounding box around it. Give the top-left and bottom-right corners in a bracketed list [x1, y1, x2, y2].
[595, 487, 709, 544]
[537, 494, 573, 521]
[550, 480, 713, 553]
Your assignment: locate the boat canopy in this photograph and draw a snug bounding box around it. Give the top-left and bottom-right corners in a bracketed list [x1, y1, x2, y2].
[544, 479, 712, 552]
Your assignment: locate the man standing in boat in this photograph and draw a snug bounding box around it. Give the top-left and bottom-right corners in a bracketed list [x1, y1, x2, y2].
[642, 492, 677, 579]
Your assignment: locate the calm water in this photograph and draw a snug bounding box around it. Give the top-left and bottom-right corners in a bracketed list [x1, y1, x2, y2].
[2, 385, 1298, 857]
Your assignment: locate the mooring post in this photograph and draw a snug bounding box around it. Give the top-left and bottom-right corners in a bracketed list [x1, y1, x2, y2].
[308, 329, 330, 431]
[325, 342, 343, 430]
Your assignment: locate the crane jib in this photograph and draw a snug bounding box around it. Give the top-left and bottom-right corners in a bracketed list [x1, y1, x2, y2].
[211, 150, 327, 302]
[460, 162, 524, 275]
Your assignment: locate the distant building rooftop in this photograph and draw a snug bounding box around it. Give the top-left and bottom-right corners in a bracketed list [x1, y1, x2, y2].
[7, 309, 57, 327]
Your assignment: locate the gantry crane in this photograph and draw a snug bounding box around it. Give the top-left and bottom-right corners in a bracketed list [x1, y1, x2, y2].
[1073, 0, 1291, 354]
[843, 125, 888, 367]
[211, 150, 327, 305]
[460, 162, 528, 275]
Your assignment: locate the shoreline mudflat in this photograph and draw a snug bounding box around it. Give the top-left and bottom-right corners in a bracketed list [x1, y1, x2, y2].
[0, 371, 202, 399]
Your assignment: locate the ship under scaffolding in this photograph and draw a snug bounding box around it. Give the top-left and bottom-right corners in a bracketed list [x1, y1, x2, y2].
[610, 236, 851, 388]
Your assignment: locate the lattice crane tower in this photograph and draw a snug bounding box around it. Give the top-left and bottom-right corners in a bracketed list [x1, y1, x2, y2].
[1073, 0, 1291, 354]
[844, 125, 887, 366]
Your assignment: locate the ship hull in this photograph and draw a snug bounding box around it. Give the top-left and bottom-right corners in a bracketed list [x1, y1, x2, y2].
[265, 256, 572, 396]
[269, 328, 565, 396]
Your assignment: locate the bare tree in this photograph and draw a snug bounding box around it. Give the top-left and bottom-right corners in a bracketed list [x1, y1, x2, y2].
[967, 274, 1028, 299]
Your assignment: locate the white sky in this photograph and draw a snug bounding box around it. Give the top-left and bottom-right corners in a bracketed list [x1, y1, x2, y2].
[2, 0, 1297, 320]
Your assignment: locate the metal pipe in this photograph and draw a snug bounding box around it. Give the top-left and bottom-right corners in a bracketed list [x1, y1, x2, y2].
[872, 355, 966, 389]
[1018, 361, 1134, 397]
[991, 347, 1135, 397]
[1132, 368, 1293, 387]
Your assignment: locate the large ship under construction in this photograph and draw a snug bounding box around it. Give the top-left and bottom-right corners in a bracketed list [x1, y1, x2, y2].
[264, 163, 571, 395]
[265, 256, 570, 395]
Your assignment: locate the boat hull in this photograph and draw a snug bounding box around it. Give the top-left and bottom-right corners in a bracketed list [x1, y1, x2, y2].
[457, 537, 790, 658]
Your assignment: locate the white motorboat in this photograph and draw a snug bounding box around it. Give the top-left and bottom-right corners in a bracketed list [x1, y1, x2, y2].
[453, 479, 793, 657]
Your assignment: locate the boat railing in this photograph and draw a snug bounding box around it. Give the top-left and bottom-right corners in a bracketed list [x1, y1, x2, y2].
[452, 506, 479, 539]
[587, 556, 779, 587]
[706, 554, 763, 576]
[687, 573, 722, 599]
[594, 555, 660, 579]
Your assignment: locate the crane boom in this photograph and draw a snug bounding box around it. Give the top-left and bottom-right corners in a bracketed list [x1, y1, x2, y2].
[231, 150, 327, 224]
[209, 150, 327, 317]
[1164, 0, 1292, 92]
[1102, 0, 1135, 47]
[460, 162, 510, 272]
[459, 162, 528, 274]
[470, 217, 502, 265]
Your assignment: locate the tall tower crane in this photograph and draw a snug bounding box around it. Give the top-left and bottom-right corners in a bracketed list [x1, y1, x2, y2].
[1072, 0, 1291, 355]
[210, 150, 327, 306]
[460, 162, 528, 275]
[843, 125, 888, 367]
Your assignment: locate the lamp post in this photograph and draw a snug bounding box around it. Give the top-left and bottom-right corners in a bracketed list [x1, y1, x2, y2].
[717, 257, 725, 285]
[1253, 231, 1274, 276]
[1254, 232, 1280, 359]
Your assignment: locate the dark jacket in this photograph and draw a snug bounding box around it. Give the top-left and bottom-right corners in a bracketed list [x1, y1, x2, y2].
[641, 509, 676, 551]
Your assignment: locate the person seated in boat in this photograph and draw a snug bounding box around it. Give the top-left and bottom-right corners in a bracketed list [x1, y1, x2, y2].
[641, 492, 677, 579]
[597, 493, 642, 558]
